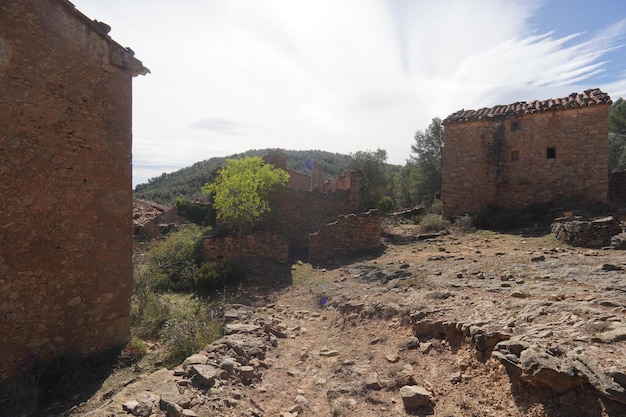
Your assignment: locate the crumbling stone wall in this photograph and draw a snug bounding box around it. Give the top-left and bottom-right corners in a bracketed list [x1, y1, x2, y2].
[205, 166, 362, 262]
[442, 91, 611, 217]
[309, 210, 382, 263]
[551, 216, 621, 248]
[203, 233, 288, 263]
[270, 171, 362, 257]
[0, 0, 147, 382]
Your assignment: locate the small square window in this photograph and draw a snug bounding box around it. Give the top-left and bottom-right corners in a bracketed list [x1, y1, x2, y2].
[511, 150, 520, 161]
[511, 122, 520, 131]
[546, 147, 556, 159]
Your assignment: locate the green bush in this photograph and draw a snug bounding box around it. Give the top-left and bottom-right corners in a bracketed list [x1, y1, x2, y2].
[419, 213, 450, 233]
[148, 225, 206, 292]
[195, 259, 242, 293]
[160, 298, 223, 368]
[117, 337, 147, 368]
[132, 260, 171, 339]
[376, 196, 396, 217]
[429, 199, 443, 214]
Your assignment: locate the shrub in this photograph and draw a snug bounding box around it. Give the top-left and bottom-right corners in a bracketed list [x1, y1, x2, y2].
[194, 259, 243, 293]
[148, 225, 206, 292]
[160, 298, 223, 368]
[429, 199, 443, 214]
[376, 196, 396, 217]
[419, 213, 450, 233]
[132, 262, 171, 339]
[117, 337, 147, 368]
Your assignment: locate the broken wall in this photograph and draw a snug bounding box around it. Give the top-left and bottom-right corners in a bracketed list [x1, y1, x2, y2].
[309, 210, 382, 263]
[203, 233, 289, 263]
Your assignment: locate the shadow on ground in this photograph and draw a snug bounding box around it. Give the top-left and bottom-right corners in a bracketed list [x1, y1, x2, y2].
[0, 348, 122, 417]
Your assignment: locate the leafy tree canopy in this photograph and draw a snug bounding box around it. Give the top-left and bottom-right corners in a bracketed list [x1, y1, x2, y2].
[406, 117, 445, 207]
[202, 156, 289, 227]
[350, 148, 394, 212]
[609, 98, 626, 172]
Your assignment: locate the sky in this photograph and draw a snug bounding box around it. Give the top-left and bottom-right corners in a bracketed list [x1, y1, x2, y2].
[70, 0, 626, 187]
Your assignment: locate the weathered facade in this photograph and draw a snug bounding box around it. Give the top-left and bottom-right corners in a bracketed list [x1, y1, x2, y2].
[442, 89, 612, 217]
[0, 0, 148, 382]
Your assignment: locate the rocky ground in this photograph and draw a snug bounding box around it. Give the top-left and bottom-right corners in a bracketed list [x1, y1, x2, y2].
[71, 224, 626, 417]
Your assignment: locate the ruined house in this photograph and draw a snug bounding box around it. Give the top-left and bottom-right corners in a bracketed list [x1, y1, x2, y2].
[441, 89, 612, 218]
[133, 199, 182, 239]
[203, 151, 381, 263]
[0, 0, 148, 382]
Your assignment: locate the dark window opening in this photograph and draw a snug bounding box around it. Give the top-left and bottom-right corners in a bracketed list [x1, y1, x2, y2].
[511, 149, 520, 161]
[511, 122, 520, 131]
[546, 147, 556, 159]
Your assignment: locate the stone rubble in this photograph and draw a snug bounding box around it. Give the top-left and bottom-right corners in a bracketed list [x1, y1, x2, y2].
[82, 231, 626, 416]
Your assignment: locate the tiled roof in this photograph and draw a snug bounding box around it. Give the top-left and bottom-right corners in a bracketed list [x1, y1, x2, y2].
[443, 88, 612, 124]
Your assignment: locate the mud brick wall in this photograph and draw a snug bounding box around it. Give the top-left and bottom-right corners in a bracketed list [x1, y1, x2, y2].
[443, 106, 610, 217]
[203, 233, 289, 263]
[309, 210, 382, 263]
[0, 0, 145, 382]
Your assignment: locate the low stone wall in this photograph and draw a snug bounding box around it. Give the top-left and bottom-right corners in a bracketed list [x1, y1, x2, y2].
[203, 232, 288, 263]
[309, 210, 382, 263]
[551, 216, 622, 248]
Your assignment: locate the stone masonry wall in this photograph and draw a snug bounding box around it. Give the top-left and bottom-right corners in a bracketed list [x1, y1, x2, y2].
[0, 0, 144, 382]
[443, 106, 610, 217]
[268, 171, 361, 257]
[309, 210, 382, 263]
[203, 233, 289, 263]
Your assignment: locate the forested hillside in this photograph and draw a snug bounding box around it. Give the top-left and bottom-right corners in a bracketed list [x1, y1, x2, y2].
[133, 149, 357, 204]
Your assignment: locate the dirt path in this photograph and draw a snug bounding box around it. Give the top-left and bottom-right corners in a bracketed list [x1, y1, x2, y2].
[70, 226, 626, 417]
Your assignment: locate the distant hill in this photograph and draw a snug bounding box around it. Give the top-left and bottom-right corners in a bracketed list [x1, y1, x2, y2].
[133, 149, 356, 205]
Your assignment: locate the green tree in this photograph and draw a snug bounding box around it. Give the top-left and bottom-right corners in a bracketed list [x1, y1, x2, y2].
[349, 148, 393, 212]
[410, 117, 444, 207]
[202, 157, 289, 255]
[609, 98, 626, 172]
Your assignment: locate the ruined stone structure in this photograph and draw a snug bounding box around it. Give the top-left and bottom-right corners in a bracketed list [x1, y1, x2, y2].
[551, 216, 621, 248]
[0, 0, 148, 382]
[442, 89, 612, 217]
[203, 152, 381, 262]
[309, 210, 382, 262]
[203, 232, 289, 263]
[133, 199, 182, 239]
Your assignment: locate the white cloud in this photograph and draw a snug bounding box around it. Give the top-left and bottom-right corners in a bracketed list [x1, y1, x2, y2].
[70, 0, 626, 186]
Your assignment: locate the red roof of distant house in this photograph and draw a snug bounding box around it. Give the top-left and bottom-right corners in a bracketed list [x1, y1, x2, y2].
[443, 88, 612, 124]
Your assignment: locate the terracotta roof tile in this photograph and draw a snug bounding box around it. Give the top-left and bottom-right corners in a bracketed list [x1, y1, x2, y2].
[443, 88, 612, 124]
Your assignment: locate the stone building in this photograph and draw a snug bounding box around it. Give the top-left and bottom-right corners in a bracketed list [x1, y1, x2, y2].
[203, 151, 382, 263]
[442, 89, 612, 218]
[0, 0, 148, 382]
